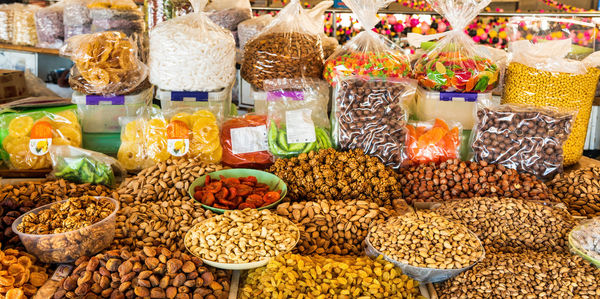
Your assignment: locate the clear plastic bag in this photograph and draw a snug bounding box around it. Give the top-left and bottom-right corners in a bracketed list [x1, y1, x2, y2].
[403, 118, 461, 167]
[148, 0, 236, 92]
[305, 1, 338, 60]
[61, 31, 148, 96]
[570, 217, 600, 264]
[0, 109, 82, 170]
[12, 4, 39, 46]
[323, 0, 410, 85]
[90, 8, 144, 36]
[411, 0, 499, 92]
[88, 0, 137, 10]
[220, 114, 273, 169]
[0, 4, 14, 43]
[471, 104, 575, 180]
[206, 1, 251, 32]
[264, 78, 332, 158]
[50, 145, 125, 187]
[35, 2, 65, 49]
[240, 0, 324, 90]
[237, 14, 272, 50]
[333, 76, 416, 169]
[63, 0, 93, 40]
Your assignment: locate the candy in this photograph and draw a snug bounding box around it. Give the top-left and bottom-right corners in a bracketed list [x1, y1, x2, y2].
[324, 51, 411, 84]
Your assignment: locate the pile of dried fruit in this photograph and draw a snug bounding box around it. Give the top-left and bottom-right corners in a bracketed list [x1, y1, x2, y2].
[275, 200, 396, 255]
[0, 244, 50, 298]
[397, 159, 551, 203]
[241, 253, 424, 299]
[115, 158, 219, 251]
[368, 211, 484, 269]
[438, 250, 600, 298]
[185, 209, 299, 264]
[435, 197, 575, 253]
[0, 179, 115, 247]
[549, 167, 600, 218]
[269, 148, 402, 205]
[53, 246, 230, 299]
[193, 175, 281, 210]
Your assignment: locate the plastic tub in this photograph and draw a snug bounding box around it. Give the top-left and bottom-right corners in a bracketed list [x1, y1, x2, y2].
[157, 88, 231, 122]
[415, 87, 495, 130]
[72, 88, 152, 133]
[12, 196, 119, 264]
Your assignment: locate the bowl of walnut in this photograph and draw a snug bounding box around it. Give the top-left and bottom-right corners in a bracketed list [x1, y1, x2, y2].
[12, 196, 119, 264]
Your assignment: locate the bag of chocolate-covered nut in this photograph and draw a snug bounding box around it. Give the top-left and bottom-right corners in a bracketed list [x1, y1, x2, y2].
[332, 75, 417, 169]
[470, 103, 575, 180]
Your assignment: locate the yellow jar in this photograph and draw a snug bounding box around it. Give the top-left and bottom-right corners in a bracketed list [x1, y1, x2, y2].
[502, 62, 600, 166]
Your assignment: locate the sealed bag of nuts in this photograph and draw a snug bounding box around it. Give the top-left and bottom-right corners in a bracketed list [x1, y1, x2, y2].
[240, 0, 324, 90]
[323, 0, 411, 85]
[333, 76, 416, 169]
[471, 104, 574, 180]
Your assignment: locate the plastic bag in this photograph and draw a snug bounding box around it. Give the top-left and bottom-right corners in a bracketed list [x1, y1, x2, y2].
[305, 1, 338, 59]
[61, 31, 148, 96]
[323, 0, 410, 85]
[237, 14, 272, 50]
[0, 109, 82, 170]
[50, 145, 125, 187]
[205, 0, 252, 31]
[12, 4, 39, 46]
[503, 18, 600, 166]
[264, 78, 332, 158]
[241, 0, 324, 90]
[64, 0, 92, 39]
[0, 4, 14, 43]
[403, 118, 461, 167]
[220, 114, 273, 169]
[88, 0, 137, 10]
[333, 76, 416, 169]
[35, 2, 64, 49]
[570, 217, 600, 264]
[90, 8, 144, 36]
[149, 0, 236, 92]
[411, 0, 499, 92]
[471, 104, 574, 180]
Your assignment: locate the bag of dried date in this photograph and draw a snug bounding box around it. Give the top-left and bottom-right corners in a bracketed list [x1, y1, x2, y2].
[264, 78, 332, 158]
[410, 0, 499, 93]
[323, 0, 410, 85]
[332, 76, 416, 169]
[470, 104, 575, 180]
[240, 0, 324, 90]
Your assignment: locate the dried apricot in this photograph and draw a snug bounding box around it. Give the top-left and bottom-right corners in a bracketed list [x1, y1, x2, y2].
[29, 272, 48, 287]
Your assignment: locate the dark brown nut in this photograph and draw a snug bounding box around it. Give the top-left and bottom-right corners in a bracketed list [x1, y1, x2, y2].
[110, 290, 125, 299]
[118, 281, 131, 293]
[138, 270, 152, 280]
[101, 288, 113, 297]
[63, 276, 78, 291]
[172, 273, 186, 287]
[74, 283, 90, 296]
[99, 275, 110, 289]
[118, 260, 133, 276]
[143, 247, 157, 257]
[159, 276, 170, 289]
[149, 275, 160, 287]
[549, 167, 600, 218]
[145, 257, 160, 269]
[200, 272, 214, 286]
[209, 281, 223, 291]
[120, 271, 136, 283]
[166, 259, 183, 273]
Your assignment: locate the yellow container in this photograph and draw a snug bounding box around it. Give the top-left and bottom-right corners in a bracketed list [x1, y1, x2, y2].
[502, 62, 600, 166]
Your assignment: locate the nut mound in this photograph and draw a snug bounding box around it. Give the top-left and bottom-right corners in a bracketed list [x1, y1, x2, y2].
[185, 209, 299, 264]
[549, 166, 600, 218]
[369, 211, 484, 269]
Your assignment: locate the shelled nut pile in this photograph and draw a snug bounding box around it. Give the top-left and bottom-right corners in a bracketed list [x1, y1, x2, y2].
[54, 247, 230, 299]
[397, 159, 551, 203]
[435, 197, 576, 253]
[185, 209, 299, 264]
[368, 211, 484, 269]
[549, 167, 600, 218]
[275, 200, 396, 255]
[114, 159, 220, 251]
[0, 244, 50, 298]
[438, 250, 600, 298]
[269, 148, 402, 205]
[241, 253, 425, 299]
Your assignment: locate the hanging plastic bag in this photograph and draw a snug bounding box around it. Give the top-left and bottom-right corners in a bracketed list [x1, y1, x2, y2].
[264, 78, 332, 158]
[64, 0, 92, 40]
[50, 145, 125, 187]
[503, 17, 600, 166]
[149, 0, 236, 92]
[241, 0, 324, 90]
[205, 0, 251, 31]
[35, 1, 65, 49]
[0, 4, 14, 43]
[221, 114, 273, 169]
[305, 1, 338, 59]
[403, 118, 461, 167]
[410, 0, 499, 93]
[61, 31, 148, 96]
[12, 4, 39, 46]
[323, 0, 410, 85]
[238, 14, 273, 51]
[88, 0, 144, 36]
[0, 109, 82, 170]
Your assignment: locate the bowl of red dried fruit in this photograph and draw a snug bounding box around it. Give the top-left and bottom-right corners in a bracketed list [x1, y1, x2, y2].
[189, 169, 287, 213]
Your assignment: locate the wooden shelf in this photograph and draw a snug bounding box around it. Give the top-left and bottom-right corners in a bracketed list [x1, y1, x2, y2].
[0, 43, 59, 55]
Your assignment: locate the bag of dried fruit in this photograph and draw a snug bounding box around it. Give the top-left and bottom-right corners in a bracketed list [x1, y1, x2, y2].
[34, 1, 65, 49]
[402, 118, 461, 167]
[264, 78, 332, 158]
[503, 17, 600, 166]
[220, 114, 273, 169]
[240, 0, 324, 90]
[410, 0, 499, 93]
[50, 145, 125, 187]
[323, 0, 410, 85]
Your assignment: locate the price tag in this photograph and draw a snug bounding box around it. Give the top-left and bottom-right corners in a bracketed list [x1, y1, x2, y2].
[286, 109, 316, 144]
[231, 125, 269, 154]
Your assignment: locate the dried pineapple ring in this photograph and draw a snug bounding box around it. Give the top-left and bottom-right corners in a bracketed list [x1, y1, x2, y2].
[0, 275, 14, 286]
[170, 112, 192, 128]
[5, 288, 26, 299]
[21, 284, 37, 296]
[55, 126, 82, 147]
[16, 257, 31, 269]
[8, 116, 34, 137]
[190, 110, 217, 126]
[9, 144, 37, 170]
[7, 264, 25, 276]
[28, 272, 47, 287]
[147, 139, 169, 163]
[82, 68, 110, 86]
[192, 119, 219, 141]
[204, 146, 222, 163]
[54, 111, 78, 126]
[2, 136, 29, 154]
[122, 120, 145, 142]
[52, 137, 70, 146]
[118, 142, 145, 170]
[12, 269, 29, 287]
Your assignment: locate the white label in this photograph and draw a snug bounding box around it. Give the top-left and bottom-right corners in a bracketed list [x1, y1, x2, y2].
[167, 138, 190, 156]
[231, 125, 268, 155]
[29, 138, 52, 156]
[51, 264, 73, 281]
[286, 109, 316, 144]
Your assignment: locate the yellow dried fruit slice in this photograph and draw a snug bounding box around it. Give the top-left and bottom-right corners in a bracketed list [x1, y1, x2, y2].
[190, 110, 216, 126]
[52, 137, 71, 146]
[17, 257, 31, 269]
[147, 138, 169, 163]
[12, 269, 29, 287]
[192, 119, 219, 143]
[122, 120, 145, 142]
[170, 112, 192, 128]
[55, 110, 79, 126]
[21, 284, 37, 296]
[0, 275, 14, 286]
[118, 142, 145, 170]
[5, 288, 26, 299]
[55, 126, 82, 147]
[8, 116, 34, 137]
[146, 118, 168, 137]
[29, 272, 47, 287]
[2, 136, 29, 154]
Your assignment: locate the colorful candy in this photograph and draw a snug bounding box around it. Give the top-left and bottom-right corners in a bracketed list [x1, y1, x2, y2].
[324, 51, 411, 84]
